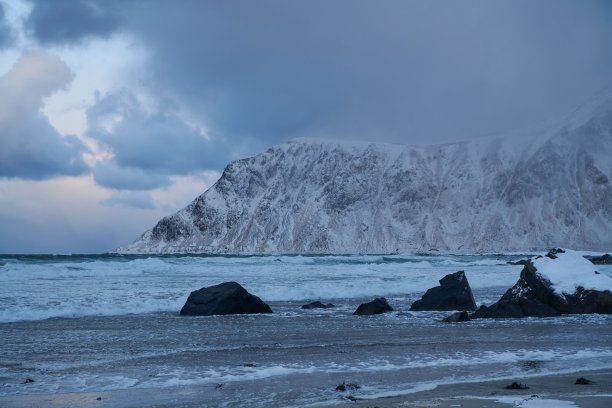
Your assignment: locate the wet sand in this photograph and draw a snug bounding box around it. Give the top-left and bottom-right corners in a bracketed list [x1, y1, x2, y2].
[330, 368, 612, 407]
[1, 368, 611, 407]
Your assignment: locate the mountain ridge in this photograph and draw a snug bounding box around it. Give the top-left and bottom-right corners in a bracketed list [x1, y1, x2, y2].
[119, 95, 612, 254]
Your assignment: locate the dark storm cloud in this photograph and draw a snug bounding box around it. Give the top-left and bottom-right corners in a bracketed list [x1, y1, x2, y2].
[26, 0, 121, 45]
[87, 89, 229, 190]
[27, 0, 612, 147]
[0, 52, 89, 180]
[0, 3, 14, 49]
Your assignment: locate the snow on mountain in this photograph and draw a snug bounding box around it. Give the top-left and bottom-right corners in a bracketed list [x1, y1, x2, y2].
[118, 92, 612, 254]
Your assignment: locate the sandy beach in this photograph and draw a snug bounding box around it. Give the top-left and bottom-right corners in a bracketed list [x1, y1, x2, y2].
[0, 368, 610, 407]
[329, 368, 612, 408]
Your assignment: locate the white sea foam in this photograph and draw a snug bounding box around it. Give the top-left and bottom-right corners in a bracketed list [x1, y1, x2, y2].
[0, 254, 522, 322]
[493, 396, 577, 407]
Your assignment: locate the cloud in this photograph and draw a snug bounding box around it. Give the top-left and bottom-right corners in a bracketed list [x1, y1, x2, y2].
[92, 160, 172, 191]
[0, 51, 89, 180]
[87, 89, 230, 177]
[100, 190, 156, 209]
[23, 1, 612, 146]
[0, 3, 14, 49]
[25, 0, 122, 45]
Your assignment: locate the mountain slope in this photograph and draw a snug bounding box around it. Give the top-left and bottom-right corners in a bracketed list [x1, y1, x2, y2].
[119, 94, 612, 254]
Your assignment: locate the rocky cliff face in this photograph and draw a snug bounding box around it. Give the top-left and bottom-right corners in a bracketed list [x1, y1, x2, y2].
[119, 94, 612, 254]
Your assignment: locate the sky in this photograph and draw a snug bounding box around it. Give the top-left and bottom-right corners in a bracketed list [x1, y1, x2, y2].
[0, 0, 611, 253]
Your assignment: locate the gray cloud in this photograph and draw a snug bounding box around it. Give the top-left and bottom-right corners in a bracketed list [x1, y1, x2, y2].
[26, 1, 612, 147]
[25, 0, 121, 45]
[0, 52, 89, 180]
[100, 191, 156, 210]
[92, 160, 172, 191]
[87, 89, 230, 187]
[0, 3, 14, 49]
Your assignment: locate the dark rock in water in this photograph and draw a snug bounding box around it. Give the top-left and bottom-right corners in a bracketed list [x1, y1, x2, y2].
[442, 311, 470, 323]
[410, 271, 476, 311]
[505, 381, 529, 390]
[335, 382, 359, 392]
[585, 254, 612, 265]
[473, 255, 612, 319]
[575, 377, 594, 385]
[353, 298, 393, 315]
[180, 281, 272, 316]
[301, 301, 335, 309]
[508, 259, 530, 266]
[22, 378, 34, 384]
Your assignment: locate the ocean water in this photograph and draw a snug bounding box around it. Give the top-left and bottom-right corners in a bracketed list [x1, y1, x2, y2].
[1, 253, 611, 407]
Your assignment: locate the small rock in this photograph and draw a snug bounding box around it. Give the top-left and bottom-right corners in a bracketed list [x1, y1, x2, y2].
[508, 259, 530, 266]
[335, 383, 346, 392]
[301, 301, 335, 309]
[442, 311, 470, 323]
[505, 381, 529, 390]
[96, 397, 102, 401]
[22, 378, 34, 384]
[545, 248, 565, 259]
[215, 383, 224, 389]
[575, 377, 594, 385]
[353, 298, 393, 315]
[585, 254, 612, 265]
[345, 395, 357, 401]
[243, 363, 257, 367]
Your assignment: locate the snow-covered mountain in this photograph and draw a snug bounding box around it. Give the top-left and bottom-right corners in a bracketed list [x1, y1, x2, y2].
[119, 92, 612, 254]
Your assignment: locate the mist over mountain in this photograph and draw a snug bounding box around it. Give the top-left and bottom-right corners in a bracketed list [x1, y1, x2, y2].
[119, 92, 612, 254]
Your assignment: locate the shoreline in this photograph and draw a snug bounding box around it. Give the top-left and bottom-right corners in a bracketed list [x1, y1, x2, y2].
[1, 368, 611, 408]
[327, 368, 612, 407]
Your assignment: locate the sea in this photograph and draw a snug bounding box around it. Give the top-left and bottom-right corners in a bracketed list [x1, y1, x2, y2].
[1, 253, 612, 407]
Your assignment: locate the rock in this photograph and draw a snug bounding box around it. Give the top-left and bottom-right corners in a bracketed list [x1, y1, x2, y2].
[507, 259, 530, 266]
[180, 281, 272, 316]
[505, 382, 529, 390]
[301, 301, 335, 309]
[410, 271, 476, 311]
[575, 377, 594, 385]
[96, 397, 102, 401]
[353, 298, 393, 315]
[585, 254, 612, 265]
[442, 311, 470, 323]
[22, 378, 34, 384]
[545, 248, 565, 259]
[473, 250, 612, 319]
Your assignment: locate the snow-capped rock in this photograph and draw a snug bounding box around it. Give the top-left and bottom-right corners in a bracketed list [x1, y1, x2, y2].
[119, 91, 612, 254]
[473, 249, 612, 318]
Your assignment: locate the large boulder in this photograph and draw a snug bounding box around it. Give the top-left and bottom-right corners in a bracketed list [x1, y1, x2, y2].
[474, 249, 612, 319]
[180, 281, 273, 316]
[353, 298, 393, 315]
[410, 271, 477, 311]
